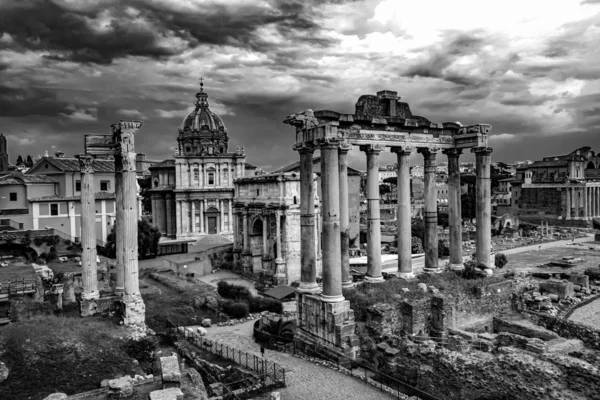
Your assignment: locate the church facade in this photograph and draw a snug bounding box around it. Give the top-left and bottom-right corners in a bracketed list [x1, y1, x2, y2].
[149, 81, 256, 240]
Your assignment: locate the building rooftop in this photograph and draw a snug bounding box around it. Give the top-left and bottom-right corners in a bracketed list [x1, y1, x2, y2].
[29, 191, 116, 202]
[0, 172, 56, 185]
[273, 156, 362, 176]
[29, 156, 115, 173]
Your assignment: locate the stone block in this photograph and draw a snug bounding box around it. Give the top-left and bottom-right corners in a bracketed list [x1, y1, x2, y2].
[160, 355, 181, 383]
[546, 338, 584, 354]
[568, 274, 589, 289]
[270, 392, 281, 400]
[377, 341, 390, 351]
[477, 332, 497, 341]
[196, 327, 207, 336]
[385, 347, 400, 357]
[209, 382, 224, 397]
[493, 317, 560, 341]
[108, 376, 133, 397]
[447, 327, 477, 341]
[43, 394, 68, 400]
[0, 361, 8, 383]
[149, 387, 184, 400]
[525, 338, 547, 354]
[201, 318, 211, 327]
[539, 279, 575, 300]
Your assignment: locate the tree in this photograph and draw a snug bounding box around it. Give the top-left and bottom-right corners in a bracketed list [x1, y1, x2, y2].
[104, 219, 161, 259]
[437, 213, 449, 228]
[411, 219, 425, 243]
[16, 155, 24, 166]
[25, 155, 34, 168]
[438, 239, 450, 258]
[411, 236, 424, 254]
[461, 194, 476, 220]
[495, 253, 508, 269]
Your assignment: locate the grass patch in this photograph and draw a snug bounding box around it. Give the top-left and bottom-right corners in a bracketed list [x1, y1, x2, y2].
[0, 314, 143, 400]
[343, 271, 510, 321]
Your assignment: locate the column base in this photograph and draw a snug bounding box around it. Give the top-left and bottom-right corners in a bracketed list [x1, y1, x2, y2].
[449, 263, 464, 271]
[120, 294, 146, 327]
[81, 290, 100, 300]
[364, 275, 385, 283]
[342, 279, 355, 289]
[241, 251, 252, 272]
[79, 298, 98, 317]
[261, 256, 273, 272]
[320, 293, 345, 303]
[298, 282, 321, 294]
[396, 272, 417, 280]
[423, 267, 443, 274]
[114, 287, 124, 296]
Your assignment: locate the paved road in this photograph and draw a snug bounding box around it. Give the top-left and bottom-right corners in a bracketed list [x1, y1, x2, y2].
[194, 321, 396, 400]
[567, 297, 600, 330]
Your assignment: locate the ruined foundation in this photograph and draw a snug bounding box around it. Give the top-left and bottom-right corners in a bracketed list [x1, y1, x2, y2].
[120, 294, 146, 326]
[295, 292, 360, 360]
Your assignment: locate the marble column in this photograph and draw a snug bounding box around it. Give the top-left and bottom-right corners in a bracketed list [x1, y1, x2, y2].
[295, 144, 319, 293]
[418, 147, 440, 272]
[338, 142, 353, 288]
[228, 200, 233, 233]
[76, 154, 100, 303]
[391, 146, 414, 279]
[444, 148, 464, 270]
[115, 163, 125, 295]
[176, 200, 182, 237]
[199, 200, 205, 233]
[274, 209, 286, 283]
[165, 193, 174, 238]
[595, 187, 599, 217]
[112, 121, 145, 326]
[220, 199, 225, 233]
[361, 144, 385, 283]
[472, 146, 493, 270]
[320, 140, 344, 302]
[242, 208, 252, 271]
[261, 212, 269, 271]
[190, 201, 196, 233]
[565, 188, 571, 219]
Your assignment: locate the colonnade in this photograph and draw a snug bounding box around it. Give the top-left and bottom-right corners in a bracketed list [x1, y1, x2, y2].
[565, 186, 600, 219]
[174, 198, 233, 236]
[295, 140, 493, 302]
[175, 161, 242, 188]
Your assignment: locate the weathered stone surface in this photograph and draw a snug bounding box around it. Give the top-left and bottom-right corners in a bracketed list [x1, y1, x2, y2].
[42, 394, 68, 400]
[108, 376, 133, 396]
[201, 318, 211, 327]
[417, 283, 427, 292]
[100, 378, 110, 387]
[160, 355, 181, 383]
[568, 274, 590, 289]
[149, 387, 184, 400]
[196, 327, 208, 336]
[546, 338, 584, 354]
[493, 317, 560, 341]
[0, 361, 9, 383]
[539, 279, 575, 300]
[269, 392, 281, 400]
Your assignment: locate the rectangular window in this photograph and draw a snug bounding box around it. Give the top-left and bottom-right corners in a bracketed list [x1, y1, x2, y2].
[75, 180, 81, 192]
[100, 180, 110, 191]
[9, 192, 17, 201]
[50, 203, 59, 216]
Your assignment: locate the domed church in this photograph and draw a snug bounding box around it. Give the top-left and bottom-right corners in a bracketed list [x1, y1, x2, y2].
[149, 79, 257, 242]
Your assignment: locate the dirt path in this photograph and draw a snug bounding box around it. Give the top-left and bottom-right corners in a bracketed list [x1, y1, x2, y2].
[192, 320, 396, 400]
[567, 296, 600, 330]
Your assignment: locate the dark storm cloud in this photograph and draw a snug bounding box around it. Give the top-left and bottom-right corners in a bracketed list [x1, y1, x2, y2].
[0, 0, 336, 65]
[0, 84, 71, 118]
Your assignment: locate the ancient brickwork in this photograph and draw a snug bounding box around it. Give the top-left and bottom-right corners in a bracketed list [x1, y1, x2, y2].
[519, 187, 563, 216]
[527, 312, 600, 350]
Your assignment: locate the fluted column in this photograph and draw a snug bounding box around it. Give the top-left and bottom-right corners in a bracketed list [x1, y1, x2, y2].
[338, 142, 353, 288]
[320, 140, 344, 302]
[76, 154, 99, 301]
[419, 147, 440, 272]
[242, 208, 252, 271]
[199, 200, 205, 233]
[391, 146, 414, 279]
[295, 144, 319, 293]
[595, 187, 599, 217]
[112, 120, 145, 326]
[444, 148, 464, 270]
[115, 165, 124, 294]
[220, 199, 225, 233]
[190, 200, 196, 233]
[176, 200, 182, 237]
[565, 188, 571, 219]
[165, 193, 174, 238]
[228, 200, 233, 232]
[472, 146, 493, 270]
[361, 144, 385, 283]
[262, 212, 269, 269]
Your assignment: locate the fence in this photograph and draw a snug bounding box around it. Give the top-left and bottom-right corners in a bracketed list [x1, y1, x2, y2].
[166, 319, 286, 389]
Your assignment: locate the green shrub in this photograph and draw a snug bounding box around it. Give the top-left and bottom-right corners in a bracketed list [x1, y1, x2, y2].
[411, 236, 424, 254]
[217, 281, 251, 300]
[584, 267, 600, 281]
[33, 236, 44, 246]
[438, 239, 450, 258]
[249, 296, 283, 314]
[20, 233, 31, 247]
[495, 253, 508, 269]
[125, 336, 159, 374]
[222, 301, 249, 319]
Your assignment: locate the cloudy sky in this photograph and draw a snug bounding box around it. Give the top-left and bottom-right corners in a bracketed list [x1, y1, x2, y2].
[1, 0, 600, 171]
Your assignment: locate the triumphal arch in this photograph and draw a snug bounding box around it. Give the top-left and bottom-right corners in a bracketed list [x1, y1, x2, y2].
[284, 90, 493, 359]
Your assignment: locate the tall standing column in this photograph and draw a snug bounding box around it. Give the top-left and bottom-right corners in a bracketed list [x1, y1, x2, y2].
[391, 146, 414, 278]
[418, 147, 440, 272]
[274, 209, 286, 283]
[220, 199, 225, 232]
[176, 200, 182, 236]
[472, 146, 493, 271]
[444, 148, 464, 270]
[228, 200, 233, 233]
[165, 193, 174, 238]
[242, 208, 252, 271]
[190, 201, 196, 233]
[113, 121, 145, 326]
[77, 154, 100, 305]
[261, 212, 269, 271]
[295, 144, 319, 293]
[361, 144, 384, 283]
[338, 142, 353, 288]
[200, 200, 205, 233]
[320, 140, 344, 302]
[115, 164, 125, 295]
[565, 188, 571, 219]
[595, 187, 599, 217]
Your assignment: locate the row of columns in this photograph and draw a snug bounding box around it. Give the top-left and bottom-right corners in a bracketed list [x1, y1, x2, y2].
[175, 198, 233, 236]
[176, 161, 241, 187]
[565, 186, 600, 219]
[295, 140, 493, 303]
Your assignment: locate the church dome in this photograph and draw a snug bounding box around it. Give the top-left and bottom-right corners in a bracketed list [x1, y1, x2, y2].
[179, 79, 227, 135]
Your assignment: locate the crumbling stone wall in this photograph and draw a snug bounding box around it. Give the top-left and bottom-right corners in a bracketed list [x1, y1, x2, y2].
[527, 312, 600, 350]
[519, 187, 562, 217]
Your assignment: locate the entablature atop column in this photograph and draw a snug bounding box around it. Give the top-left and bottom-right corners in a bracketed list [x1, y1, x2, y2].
[283, 91, 491, 152]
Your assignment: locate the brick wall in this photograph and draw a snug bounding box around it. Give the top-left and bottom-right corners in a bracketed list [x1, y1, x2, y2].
[519, 187, 563, 216]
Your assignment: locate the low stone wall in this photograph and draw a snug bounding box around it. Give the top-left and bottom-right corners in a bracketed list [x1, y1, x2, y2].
[140, 243, 233, 276]
[526, 312, 600, 350]
[64, 376, 162, 400]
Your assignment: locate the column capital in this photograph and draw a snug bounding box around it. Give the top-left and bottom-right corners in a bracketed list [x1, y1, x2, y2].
[417, 147, 440, 159]
[338, 141, 352, 153]
[390, 146, 415, 155]
[471, 146, 493, 155]
[359, 144, 385, 154]
[442, 148, 463, 157]
[76, 154, 95, 174]
[293, 142, 315, 153]
[316, 137, 342, 149]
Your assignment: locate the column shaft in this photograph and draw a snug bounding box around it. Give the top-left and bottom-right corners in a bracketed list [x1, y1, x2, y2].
[420, 148, 439, 272]
[228, 200, 233, 232]
[362, 145, 384, 282]
[220, 199, 225, 232]
[296, 145, 318, 292]
[191, 201, 196, 233]
[566, 188, 571, 219]
[445, 149, 463, 270]
[165, 193, 174, 238]
[473, 147, 493, 269]
[115, 169, 124, 294]
[339, 143, 353, 288]
[243, 210, 250, 252]
[176, 200, 182, 236]
[320, 142, 344, 301]
[275, 211, 282, 259]
[77, 155, 99, 300]
[262, 213, 269, 257]
[392, 147, 413, 278]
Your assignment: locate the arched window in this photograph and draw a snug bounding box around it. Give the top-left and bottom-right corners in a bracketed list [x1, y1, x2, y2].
[208, 172, 215, 185]
[153, 178, 158, 188]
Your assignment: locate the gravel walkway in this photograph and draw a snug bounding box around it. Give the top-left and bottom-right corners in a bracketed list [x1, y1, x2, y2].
[567, 296, 600, 330]
[199, 321, 396, 400]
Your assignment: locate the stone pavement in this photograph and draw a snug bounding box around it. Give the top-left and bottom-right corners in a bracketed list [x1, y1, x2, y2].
[567, 296, 600, 330]
[197, 320, 396, 400]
